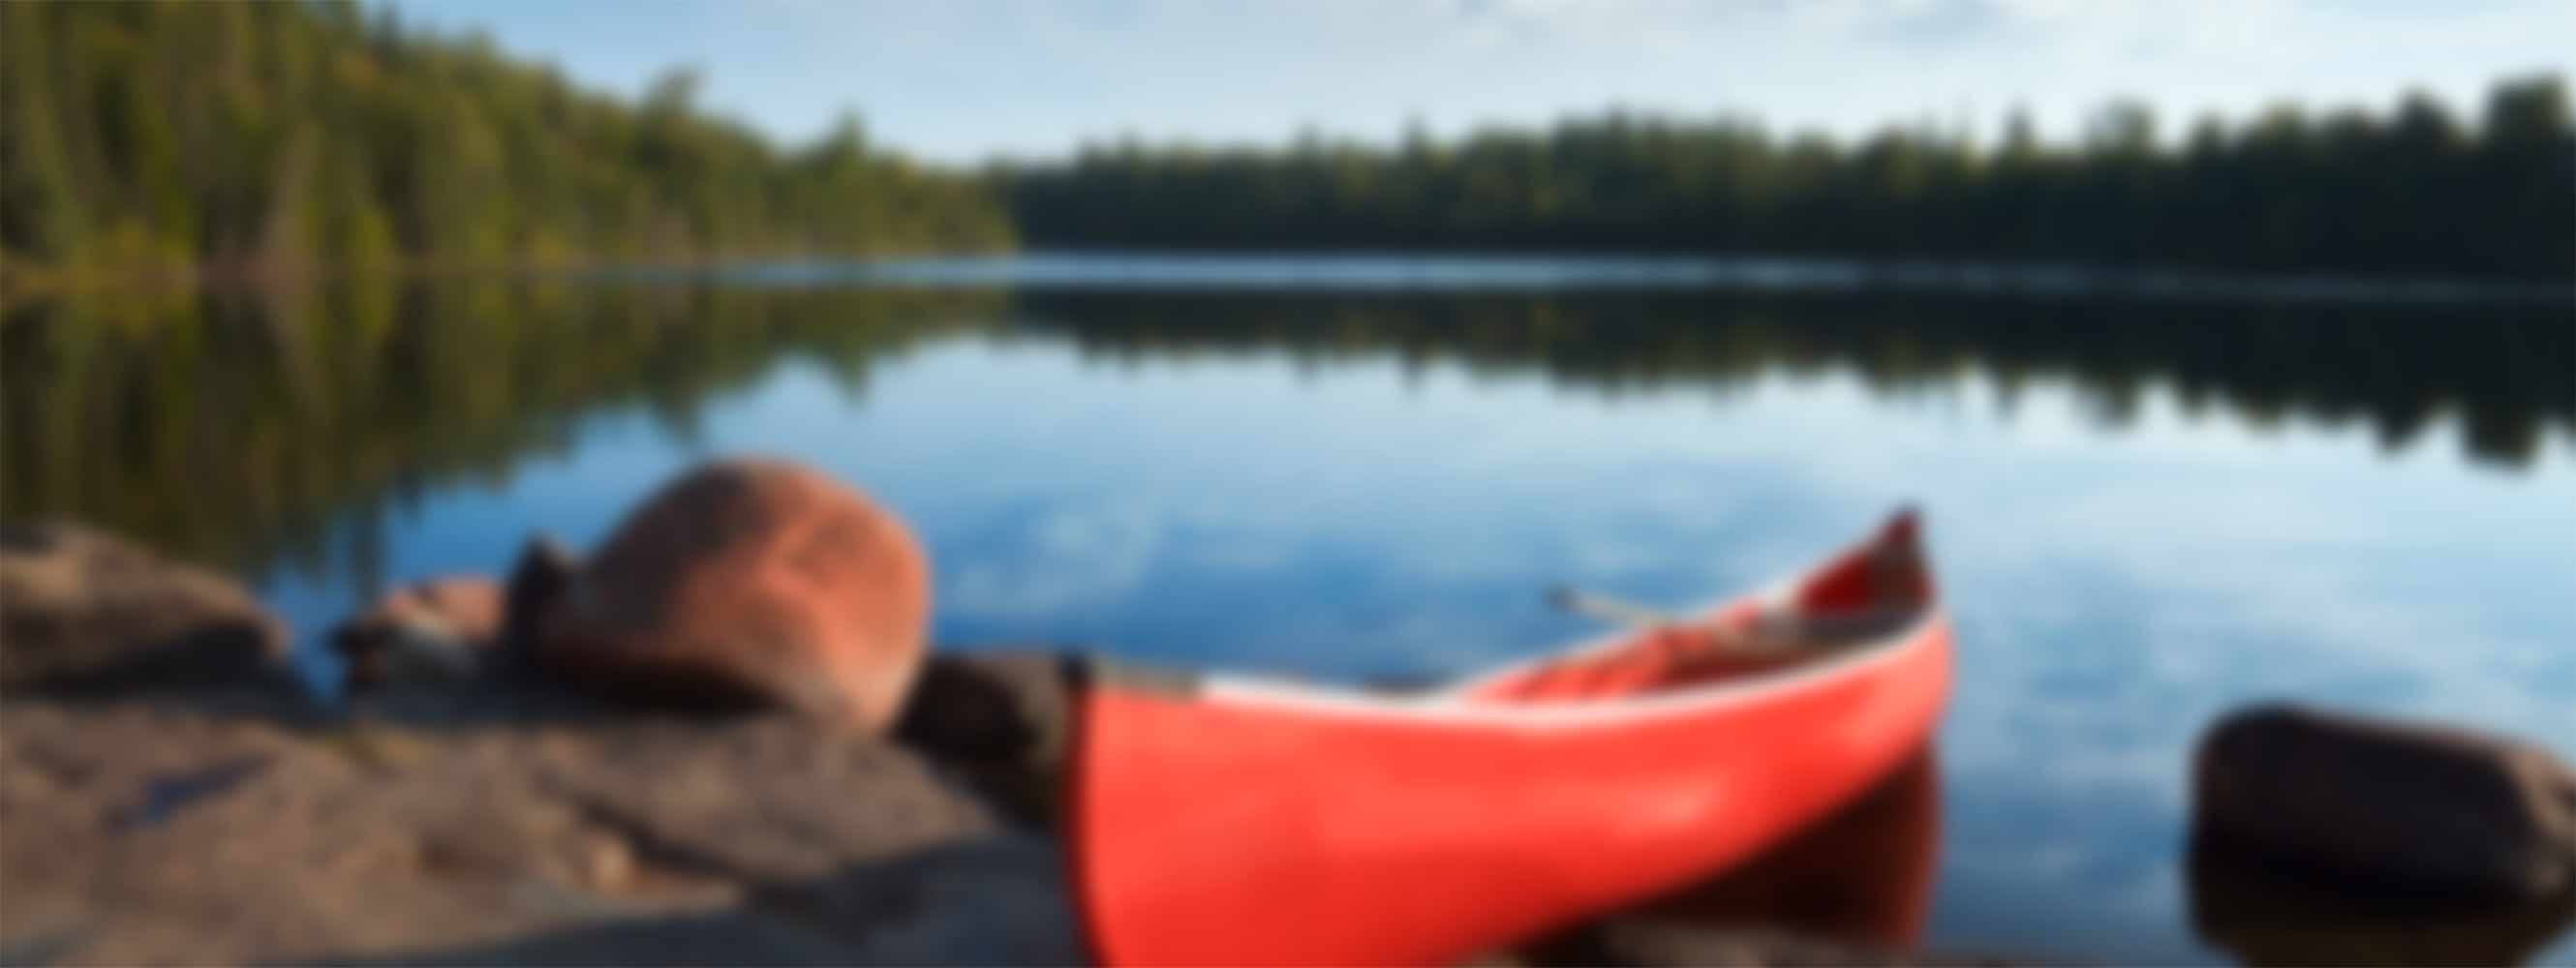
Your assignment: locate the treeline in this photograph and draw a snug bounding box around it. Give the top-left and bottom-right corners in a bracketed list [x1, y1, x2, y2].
[0, 2, 1012, 284]
[1003, 78, 2576, 280]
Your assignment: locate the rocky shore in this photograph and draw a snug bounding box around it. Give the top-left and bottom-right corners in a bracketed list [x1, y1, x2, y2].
[2, 515, 1073, 965]
[8, 460, 2571, 965]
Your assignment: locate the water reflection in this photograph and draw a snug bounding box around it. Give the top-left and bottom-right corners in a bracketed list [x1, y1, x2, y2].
[3, 267, 2571, 964]
[5, 277, 2567, 586]
[1, 282, 998, 579]
[1012, 289, 2574, 469]
[2188, 835, 2576, 966]
[1530, 748, 1944, 959]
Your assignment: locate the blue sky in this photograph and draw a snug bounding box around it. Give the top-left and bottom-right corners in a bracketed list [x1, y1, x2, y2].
[389, 0, 2575, 163]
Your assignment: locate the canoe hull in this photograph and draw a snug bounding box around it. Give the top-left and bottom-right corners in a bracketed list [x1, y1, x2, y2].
[1071, 611, 1952, 966]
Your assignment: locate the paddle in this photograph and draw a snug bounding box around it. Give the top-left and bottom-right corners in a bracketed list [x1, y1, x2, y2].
[1545, 585, 1682, 627]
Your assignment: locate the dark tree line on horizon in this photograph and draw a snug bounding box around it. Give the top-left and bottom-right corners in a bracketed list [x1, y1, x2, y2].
[0, 2, 1013, 285]
[1002, 78, 2574, 281]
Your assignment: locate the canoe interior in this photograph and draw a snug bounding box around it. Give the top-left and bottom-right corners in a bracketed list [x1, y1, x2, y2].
[1456, 509, 1933, 704]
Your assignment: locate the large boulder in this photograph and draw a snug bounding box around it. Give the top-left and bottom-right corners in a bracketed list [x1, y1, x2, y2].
[2193, 703, 2576, 898]
[532, 459, 933, 734]
[0, 522, 289, 696]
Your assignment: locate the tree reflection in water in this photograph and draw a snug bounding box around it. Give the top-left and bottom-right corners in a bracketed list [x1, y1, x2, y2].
[1523, 749, 1941, 961]
[5, 280, 2567, 587]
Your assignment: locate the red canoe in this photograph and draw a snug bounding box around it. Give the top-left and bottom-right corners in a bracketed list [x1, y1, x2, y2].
[1068, 510, 1953, 966]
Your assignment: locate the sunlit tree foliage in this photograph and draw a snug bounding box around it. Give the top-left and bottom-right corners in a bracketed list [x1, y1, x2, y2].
[0, 2, 1013, 284]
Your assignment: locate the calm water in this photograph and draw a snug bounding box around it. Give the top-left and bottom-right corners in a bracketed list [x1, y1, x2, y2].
[7, 256, 2573, 963]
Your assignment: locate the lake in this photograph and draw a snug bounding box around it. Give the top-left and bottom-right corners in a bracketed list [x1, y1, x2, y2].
[6, 255, 2572, 963]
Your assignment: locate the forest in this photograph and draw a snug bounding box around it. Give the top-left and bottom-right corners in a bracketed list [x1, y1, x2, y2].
[3, 1, 2569, 284]
[0, 1, 1015, 286]
[1003, 79, 2574, 281]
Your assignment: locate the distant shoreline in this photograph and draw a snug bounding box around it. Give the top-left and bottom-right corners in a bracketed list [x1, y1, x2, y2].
[706, 251, 2576, 307]
[11, 250, 2565, 311]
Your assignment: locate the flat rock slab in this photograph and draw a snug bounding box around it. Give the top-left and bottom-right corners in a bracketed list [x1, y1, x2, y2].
[0, 686, 1083, 966]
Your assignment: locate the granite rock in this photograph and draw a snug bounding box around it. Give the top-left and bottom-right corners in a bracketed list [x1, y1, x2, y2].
[0, 522, 289, 696]
[0, 682, 1081, 965]
[531, 459, 933, 733]
[2193, 702, 2576, 898]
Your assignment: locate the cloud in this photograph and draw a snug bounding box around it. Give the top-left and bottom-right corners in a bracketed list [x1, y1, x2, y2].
[408, 0, 2575, 161]
[940, 499, 1165, 618]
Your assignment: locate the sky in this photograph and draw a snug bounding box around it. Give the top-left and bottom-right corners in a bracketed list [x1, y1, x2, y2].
[387, 0, 2576, 164]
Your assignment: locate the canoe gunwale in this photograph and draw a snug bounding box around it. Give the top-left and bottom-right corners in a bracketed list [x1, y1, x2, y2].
[1187, 511, 1943, 726]
[1196, 603, 1943, 727]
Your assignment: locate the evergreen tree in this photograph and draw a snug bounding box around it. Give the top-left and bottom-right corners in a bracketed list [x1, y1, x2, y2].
[0, 2, 1012, 283]
[1004, 77, 2573, 280]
